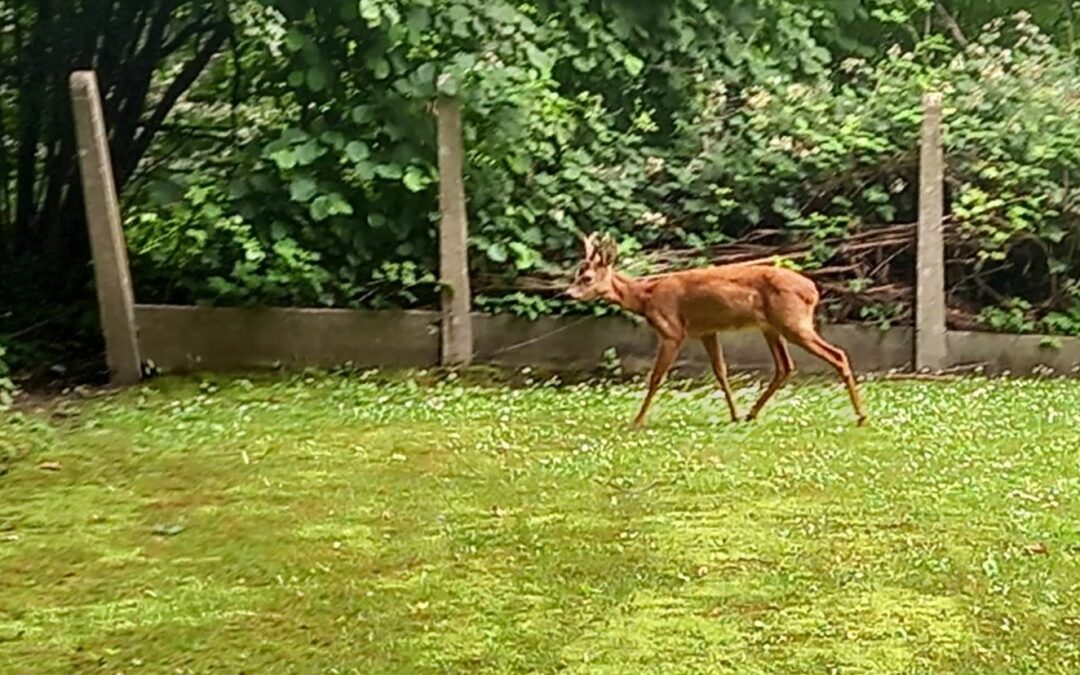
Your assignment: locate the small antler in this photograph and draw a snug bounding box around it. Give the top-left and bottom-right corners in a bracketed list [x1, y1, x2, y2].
[581, 232, 597, 260]
[596, 233, 619, 266]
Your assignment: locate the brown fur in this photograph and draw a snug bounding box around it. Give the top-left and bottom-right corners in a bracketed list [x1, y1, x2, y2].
[566, 234, 866, 426]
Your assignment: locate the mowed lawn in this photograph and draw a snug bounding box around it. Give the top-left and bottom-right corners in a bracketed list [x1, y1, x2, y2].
[1, 371, 1079, 674]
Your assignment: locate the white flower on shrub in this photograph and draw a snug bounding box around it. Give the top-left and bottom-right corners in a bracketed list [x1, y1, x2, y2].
[746, 89, 772, 110]
[785, 83, 810, 99]
[839, 58, 865, 74]
[769, 135, 795, 153]
[638, 211, 669, 227]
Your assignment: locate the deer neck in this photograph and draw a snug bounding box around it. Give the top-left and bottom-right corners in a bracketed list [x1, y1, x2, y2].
[606, 272, 649, 315]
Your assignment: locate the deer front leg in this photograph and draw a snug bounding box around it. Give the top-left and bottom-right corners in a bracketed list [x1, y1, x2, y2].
[633, 336, 683, 427]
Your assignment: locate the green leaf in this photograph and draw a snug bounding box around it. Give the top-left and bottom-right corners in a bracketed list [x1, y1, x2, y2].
[402, 166, 427, 192]
[375, 164, 403, 180]
[369, 56, 391, 80]
[359, 0, 381, 25]
[310, 196, 331, 221]
[351, 105, 375, 124]
[447, 5, 469, 23]
[294, 140, 325, 166]
[227, 178, 250, 200]
[281, 127, 309, 144]
[289, 177, 318, 203]
[486, 242, 508, 263]
[406, 7, 431, 33]
[345, 141, 370, 163]
[623, 53, 644, 77]
[355, 160, 376, 182]
[269, 148, 298, 170]
[284, 28, 306, 52]
[321, 131, 346, 149]
[326, 193, 353, 216]
[525, 44, 553, 74]
[306, 66, 329, 92]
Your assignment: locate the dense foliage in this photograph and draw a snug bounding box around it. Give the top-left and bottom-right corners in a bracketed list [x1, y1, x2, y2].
[4, 1, 1080, 370]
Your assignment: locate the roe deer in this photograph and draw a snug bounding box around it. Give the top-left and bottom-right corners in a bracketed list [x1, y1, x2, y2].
[565, 233, 866, 427]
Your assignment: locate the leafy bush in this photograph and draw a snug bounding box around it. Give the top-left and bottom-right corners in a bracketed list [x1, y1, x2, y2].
[119, 2, 1080, 335]
[0, 343, 15, 411]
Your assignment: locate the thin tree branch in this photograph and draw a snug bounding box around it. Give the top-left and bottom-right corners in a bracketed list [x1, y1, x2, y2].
[122, 22, 231, 186]
[934, 1, 969, 48]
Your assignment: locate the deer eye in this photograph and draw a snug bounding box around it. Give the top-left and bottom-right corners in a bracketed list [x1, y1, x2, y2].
[580, 272, 594, 283]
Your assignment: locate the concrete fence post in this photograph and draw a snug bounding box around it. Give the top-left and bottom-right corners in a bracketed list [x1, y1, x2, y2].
[916, 92, 947, 371]
[435, 81, 473, 366]
[70, 70, 143, 385]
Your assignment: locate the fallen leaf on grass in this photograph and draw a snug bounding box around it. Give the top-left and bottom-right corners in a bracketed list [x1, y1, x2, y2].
[38, 461, 62, 472]
[1023, 542, 1049, 556]
[151, 524, 185, 537]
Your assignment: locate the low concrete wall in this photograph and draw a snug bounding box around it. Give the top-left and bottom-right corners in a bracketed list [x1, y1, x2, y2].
[135, 305, 440, 372]
[474, 314, 912, 375]
[135, 304, 1080, 377]
[948, 331, 1080, 375]
[136, 305, 912, 375]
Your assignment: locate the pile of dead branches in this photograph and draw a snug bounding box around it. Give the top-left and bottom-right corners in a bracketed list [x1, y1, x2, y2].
[477, 221, 985, 326]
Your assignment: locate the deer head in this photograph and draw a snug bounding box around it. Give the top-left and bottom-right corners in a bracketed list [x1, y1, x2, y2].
[565, 232, 619, 301]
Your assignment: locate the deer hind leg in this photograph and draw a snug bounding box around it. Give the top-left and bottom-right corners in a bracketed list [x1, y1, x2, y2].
[633, 336, 683, 427]
[784, 325, 867, 426]
[702, 333, 739, 422]
[746, 330, 795, 422]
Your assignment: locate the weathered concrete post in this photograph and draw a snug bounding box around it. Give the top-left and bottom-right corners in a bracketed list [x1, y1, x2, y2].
[70, 71, 143, 385]
[435, 78, 473, 366]
[916, 92, 947, 371]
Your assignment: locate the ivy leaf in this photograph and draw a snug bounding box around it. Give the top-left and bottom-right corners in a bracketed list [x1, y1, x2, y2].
[406, 7, 431, 33]
[488, 4, 517, 24]
[289, 177, 318, 203]
[525, 44, 553, 75]
[306, 66, 330, 92]
[321, 131, 346, 149]
[326, 192, 353, 216]
[486, 242, 508, 263]
[355, 161, 376, 182]
[447, 5, 469, 23]
[310, 196, 331, 221]
[284, 28, 306, 52]
[402, 166, 428, 192]
[281, 127, 309, 144]
[345, 141, 370, 163]
[294, 140, 325, 166]
[623, 53, 645, 77]
[375, 164, 403, 180]
[508, 241, 541, 270]
[351, 105, 375, 124]
[359, 0, 381, 25]
[366, 54, 391, 80]
[269, 148, 298, 170]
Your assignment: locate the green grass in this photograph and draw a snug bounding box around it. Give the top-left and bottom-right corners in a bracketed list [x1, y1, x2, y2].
[2, 371, 1079, 673]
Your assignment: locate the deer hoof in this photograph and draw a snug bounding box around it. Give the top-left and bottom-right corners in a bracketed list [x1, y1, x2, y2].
[856, 416, 869, 427]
